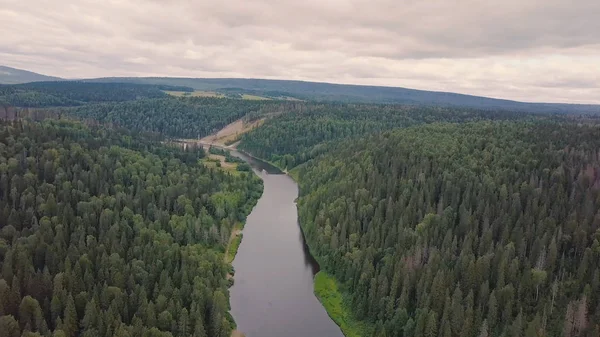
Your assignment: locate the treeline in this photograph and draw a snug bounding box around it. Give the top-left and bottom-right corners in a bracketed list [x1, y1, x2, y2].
[293, 122, 600, 337]
[65, 98, 275, 139]
[0, 82, 193, 107]
[208, 147, 244, 164]
[0, 119, 263, 337]
[0, 80, 287, 139]
[0, 82, 305, 141]
[237, 103, 557, 170]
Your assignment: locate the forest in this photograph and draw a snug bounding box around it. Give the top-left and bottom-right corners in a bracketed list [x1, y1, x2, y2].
[64, 98, 272, 140]
[0, 82, 194, 107]
[0, 119, 263, 337]
[290, 121, 600, 337]
[2, 79, 600, 337]
[237, 103, 564, 170]
[80, 77, 600, 114]
[0, 82, 302, 140]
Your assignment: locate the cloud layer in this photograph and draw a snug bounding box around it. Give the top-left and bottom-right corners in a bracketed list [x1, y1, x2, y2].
[1, 0, 599, 103]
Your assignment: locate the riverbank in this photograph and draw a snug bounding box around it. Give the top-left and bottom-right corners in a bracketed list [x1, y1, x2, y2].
[314, 272, 374, 337]
[225, 228, 243, 264]
[222, 165, 263, 337]
[212, 143, 359, 337]
[238, 154, 370, 337]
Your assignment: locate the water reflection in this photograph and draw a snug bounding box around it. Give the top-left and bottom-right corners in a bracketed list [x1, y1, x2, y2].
[299, 222, 320, 275]
[228, 150, 343, 337]
[230, 150, 283, 174]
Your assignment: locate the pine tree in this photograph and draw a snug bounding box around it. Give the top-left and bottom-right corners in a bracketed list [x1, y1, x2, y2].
[510, 310, 523, 337]
[478, 320, 489, 337]
[192, 318, 206, 337]
[18, 296, 43, 333]
[81, 299, 98, 331]
[50, 295, 62, 328]
[403, 318, 415, 337]
[209, 291, 226, 337]
[0, 280, 9, 316]
[157, 311, 172, 332]
[0, 315, 21, 337]
[424, 311, 438, 337]
[525, 314, 542, 337]
[52, 330, 67, 337]
[487, 292, 497, 330]
[63, 295, 78, 337]
[450, 286, 463, 335]
[177, 308, 190, 337]
[461, 291, 474, 337]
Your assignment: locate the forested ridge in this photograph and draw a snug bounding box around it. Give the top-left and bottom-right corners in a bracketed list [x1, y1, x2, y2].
[0, 80, 301, 140]
[65, 98, 272, 139]
[292, 122, 600, 337]
[0, 119, 263, 337]
[237, 103, 560, 170]
[0, 82, 190, 107]
[80, 77, 600, 114]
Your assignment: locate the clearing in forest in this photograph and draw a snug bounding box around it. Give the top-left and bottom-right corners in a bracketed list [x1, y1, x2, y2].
[164, 90, 224, 97]
[224, 228, 243, 264]
[200, 118, 265, 147]
[200, 154, 243, 175]
[241, 94, 271, 100]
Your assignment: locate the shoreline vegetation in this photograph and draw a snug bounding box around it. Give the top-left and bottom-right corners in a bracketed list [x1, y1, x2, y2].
[0, 118, 263, 337]
[179, 139, 263, 337]
[237, 151, 361, 337]
[314, 272, 375, 337]
[195, 114, 359, 337]
[183, 109, 366, 337]
[289, 166, 368, 337]
[225, 229, 243, 265]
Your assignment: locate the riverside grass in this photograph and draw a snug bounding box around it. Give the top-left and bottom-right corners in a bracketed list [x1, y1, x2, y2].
[313, 272, 374, 337]
[226, 233, 243, 264]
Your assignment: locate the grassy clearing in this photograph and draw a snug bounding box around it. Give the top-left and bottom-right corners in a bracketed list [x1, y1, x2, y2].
[288, 168, 300, 182]
[165, 90, 224, 97]
[201, 157, 242, 176]
[241, 94, 271, 100]
[314, 272, 374, 337]
[226, 232, 243, 264]
[207, 154, 236, 168]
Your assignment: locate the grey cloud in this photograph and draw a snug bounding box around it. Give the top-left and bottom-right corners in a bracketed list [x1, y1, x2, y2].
[0, 0, 599, 103]
[538, 79, 599, 89]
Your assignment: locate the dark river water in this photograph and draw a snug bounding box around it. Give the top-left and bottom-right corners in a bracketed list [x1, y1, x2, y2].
[229, 151, 344, 337]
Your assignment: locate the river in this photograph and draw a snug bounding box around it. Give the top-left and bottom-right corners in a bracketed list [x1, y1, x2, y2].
[229, 151, 345, 337]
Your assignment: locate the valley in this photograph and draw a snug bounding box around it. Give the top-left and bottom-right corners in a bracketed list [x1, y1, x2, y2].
[2, 0, 599, 335]
[0, 79, 599, 337]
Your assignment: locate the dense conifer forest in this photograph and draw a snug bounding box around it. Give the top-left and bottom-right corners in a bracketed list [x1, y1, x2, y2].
[2, 80, 600, 337]
[237, 103, 564, 170]
[0, 119, 262, 337]
[290, 122, 600, 337]
[0, 82, 190, 107]
[0, 82, 301, 140]
[65, 98, 268, 140]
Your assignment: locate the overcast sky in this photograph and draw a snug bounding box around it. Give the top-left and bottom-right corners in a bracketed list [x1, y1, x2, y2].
[1, 0, 599, 103]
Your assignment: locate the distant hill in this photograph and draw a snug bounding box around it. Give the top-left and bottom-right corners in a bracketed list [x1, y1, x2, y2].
[3, 65, 598, 114]
[0, 66, 62, 84]
[0, 81, 193, 107]
[85, 77, 600, 114]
